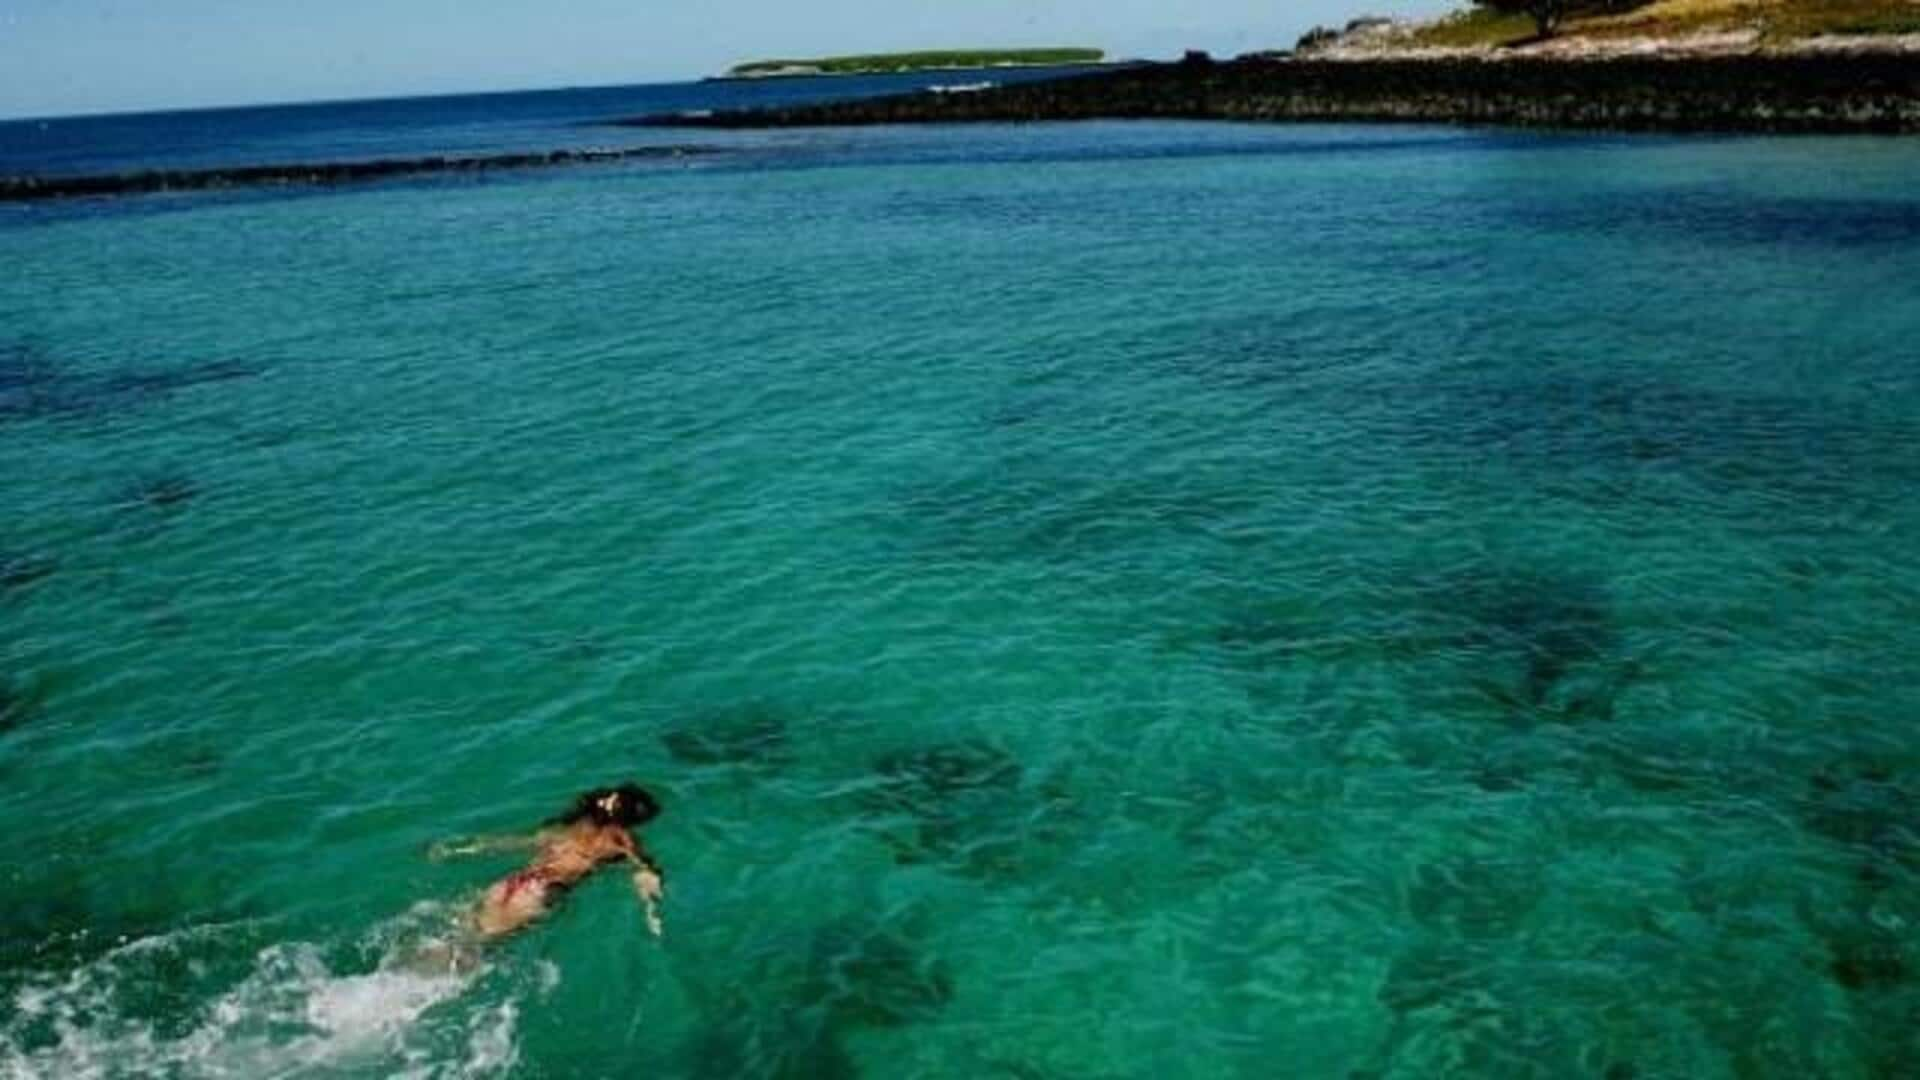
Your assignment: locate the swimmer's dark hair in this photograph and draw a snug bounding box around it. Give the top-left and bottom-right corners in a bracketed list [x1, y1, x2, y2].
[550, 783, 660, 828]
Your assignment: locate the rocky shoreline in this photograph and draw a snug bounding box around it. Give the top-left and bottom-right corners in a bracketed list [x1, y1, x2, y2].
[623, 53, 1920, 134]
[0, 144, 720, 204]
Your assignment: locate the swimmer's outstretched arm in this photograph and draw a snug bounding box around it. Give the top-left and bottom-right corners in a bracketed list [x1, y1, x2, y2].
[616, 832, 666, 937]
[426, 833, 543, 862]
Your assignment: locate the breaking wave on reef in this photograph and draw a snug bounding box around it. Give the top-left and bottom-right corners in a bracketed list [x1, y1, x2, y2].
[0, 905, 551, 1080]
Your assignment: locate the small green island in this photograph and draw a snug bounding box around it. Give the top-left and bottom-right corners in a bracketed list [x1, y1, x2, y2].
[722, 48, 1106, 79]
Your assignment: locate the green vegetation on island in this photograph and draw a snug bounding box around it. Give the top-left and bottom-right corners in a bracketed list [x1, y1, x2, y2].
[1411, 0, 1920, 48]
[725, 48, 1105, 79]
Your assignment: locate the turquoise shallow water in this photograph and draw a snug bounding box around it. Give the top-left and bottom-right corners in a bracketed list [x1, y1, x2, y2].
[3, 120, 1920, 1078]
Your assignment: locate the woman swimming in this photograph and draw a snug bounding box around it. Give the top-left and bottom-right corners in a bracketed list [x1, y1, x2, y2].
[430, 783, 667, 940]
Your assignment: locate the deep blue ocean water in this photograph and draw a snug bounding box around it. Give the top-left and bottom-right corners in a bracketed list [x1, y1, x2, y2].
[0, 67, 1110, 179]
[3, 74, 1920, 1078]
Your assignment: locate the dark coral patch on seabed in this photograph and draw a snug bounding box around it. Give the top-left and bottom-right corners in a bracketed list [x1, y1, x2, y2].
[1207, 560, 1631, 727]
[0, 554, 57, 594]
[0, 342, 260, 424]
[802, 920, 955, 1028]
[1794, 761, 1920, 1016]
[1370, 936, 1594, 1077]
[1419, 376, 1915, 495]
[681, 1017, 860, 1080]
[0, 686, 22, 735]
[0, 677, 46, 736]
[114, 474, 200, 512]
[1805, 764, 1916, 857]
[679, 916, 953, 1080]
[660, 704, 792, 767]
[1406, 854, 1546, 941]
[868, 741, 1024, 802]
[859, 742, 1023, 825]
[1441, 569, 1616, 702]
[856, 734, 1067, 868]
[1829, 935, 1907, 991]
[0, 343, 59, 419]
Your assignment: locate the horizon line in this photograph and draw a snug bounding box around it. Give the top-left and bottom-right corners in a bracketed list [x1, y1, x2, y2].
[0, 42, 1149, 126]
[0, 74, 717, 126]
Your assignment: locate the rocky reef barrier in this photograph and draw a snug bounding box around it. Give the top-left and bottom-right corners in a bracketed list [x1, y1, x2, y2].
[0, 144, 721, 204]
[622, 53, 1920, 134]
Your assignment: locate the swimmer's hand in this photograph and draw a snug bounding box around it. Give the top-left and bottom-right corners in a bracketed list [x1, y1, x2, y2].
[633, 867, 665, 937]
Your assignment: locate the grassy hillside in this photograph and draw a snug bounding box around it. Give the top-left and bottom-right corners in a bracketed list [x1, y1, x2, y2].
[728, 48, 1105, 77]
[1411, 0, 1920, 47]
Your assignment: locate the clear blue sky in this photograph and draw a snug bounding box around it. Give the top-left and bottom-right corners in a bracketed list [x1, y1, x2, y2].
[0, 0, 1452, 120]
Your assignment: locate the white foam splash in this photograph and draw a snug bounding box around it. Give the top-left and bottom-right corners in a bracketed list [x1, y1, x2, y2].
[0, 905, 540, 1080]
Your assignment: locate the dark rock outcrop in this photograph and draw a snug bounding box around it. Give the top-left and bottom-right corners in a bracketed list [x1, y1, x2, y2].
[623, 54, 1920, 134]
[0, 145, 721, 204]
